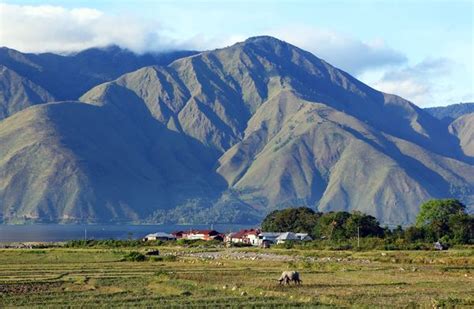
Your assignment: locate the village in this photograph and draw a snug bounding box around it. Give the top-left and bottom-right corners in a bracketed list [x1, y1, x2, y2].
[142, 229, 312, 247]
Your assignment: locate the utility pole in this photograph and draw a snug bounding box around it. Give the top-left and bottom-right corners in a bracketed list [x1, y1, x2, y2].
[84, 227, 87, 241]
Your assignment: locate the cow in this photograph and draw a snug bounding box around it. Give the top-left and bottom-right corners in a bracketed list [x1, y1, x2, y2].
[278, 271, 302, 285]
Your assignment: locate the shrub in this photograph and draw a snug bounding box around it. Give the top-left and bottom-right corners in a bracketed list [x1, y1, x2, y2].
[122, 251, 146, 262]
[151, 255, 177, 262]
[231, 242, 253, 248]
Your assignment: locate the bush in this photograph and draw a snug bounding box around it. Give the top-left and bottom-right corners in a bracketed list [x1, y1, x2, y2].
[176, 239, 223, 247]
[151, 255, 177, 262]
[122, 251, 146, 262]
[231, 242, 253, 248]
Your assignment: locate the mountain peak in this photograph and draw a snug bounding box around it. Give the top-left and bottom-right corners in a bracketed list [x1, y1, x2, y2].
[244, 35, 286, 44]
[241, 35, 293, 50]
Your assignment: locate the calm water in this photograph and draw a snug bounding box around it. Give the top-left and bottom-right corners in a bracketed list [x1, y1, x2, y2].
[0, 224, 254, 242]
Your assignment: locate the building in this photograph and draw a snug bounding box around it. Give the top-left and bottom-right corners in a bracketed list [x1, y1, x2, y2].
[180, 230, 224, 241]
[275, 232, 298, 244]
[257, 232, 282, 246]
[171, 231, 184, 239]
[225, 229, 261, 245]
[143, 232, 176, 241]
[256, 232, 313, 246]
[295, 233, 312, 241]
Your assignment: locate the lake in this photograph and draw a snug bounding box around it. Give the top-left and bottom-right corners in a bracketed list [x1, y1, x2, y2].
[0, 224, 254, 242]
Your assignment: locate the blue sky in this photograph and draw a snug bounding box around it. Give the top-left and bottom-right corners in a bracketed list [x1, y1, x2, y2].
[0, 0, 472, 107]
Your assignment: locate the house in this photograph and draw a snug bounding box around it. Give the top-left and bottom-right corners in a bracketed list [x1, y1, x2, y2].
[260, 239, 272, 248]
[143, 232, 176, 241]
[180, 230, 224, 241]
[295, 233, 312, 241]
[225, 229, 261, 245]
[275, 232, 298, 244]
[276, 232, 313, 244]
[255, 232, 313, 246]
[171, 231, 184, 239]
[256, 232, 282, 246]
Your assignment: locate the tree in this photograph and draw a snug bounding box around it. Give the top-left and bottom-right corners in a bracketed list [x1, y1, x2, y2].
[403, 226, 425, 242]
[261, 207, 320, 234]
[416, 199, 469, 241]
[313, 211, 351, 240]
[448, 213, 474, 244]
[345, 212, 384, 238]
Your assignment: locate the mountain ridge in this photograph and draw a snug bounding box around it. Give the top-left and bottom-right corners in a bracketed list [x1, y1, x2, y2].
[0, 45, 198, 120]
[1, 36, 472, 225]
[424, 102, 474, 124]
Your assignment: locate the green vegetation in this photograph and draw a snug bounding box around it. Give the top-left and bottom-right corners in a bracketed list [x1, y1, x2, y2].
[121, 251, 146, 262]
[261, 199, 473, 247]
[415, 199, 474, 244]
[262, 208, 384, 240]
[0, 246, 472, 307]
[262, 207, 319, 234]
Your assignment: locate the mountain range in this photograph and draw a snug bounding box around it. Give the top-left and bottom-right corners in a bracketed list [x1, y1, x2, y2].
[424, 102, 474, 124]
[0, 46, 197, 120]
[0, 37, 472, 225]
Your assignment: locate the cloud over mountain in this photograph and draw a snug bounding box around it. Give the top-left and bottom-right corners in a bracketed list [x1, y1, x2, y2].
[268, 26, 408, 74]
[373, 58, 453, 105]
[0, 3, 174, 53]
[0, 3, 407, 78]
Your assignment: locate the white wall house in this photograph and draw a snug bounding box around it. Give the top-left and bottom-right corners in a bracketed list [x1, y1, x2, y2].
[143, 232, 176, 241]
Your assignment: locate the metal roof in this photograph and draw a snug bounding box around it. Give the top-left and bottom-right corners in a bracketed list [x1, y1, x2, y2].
[144, 232, 176, 238]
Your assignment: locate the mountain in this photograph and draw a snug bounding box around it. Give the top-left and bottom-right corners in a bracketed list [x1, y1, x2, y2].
[449, 113, 474, 157]
[0, 101, 234, 223]
[424, 102, 474, 124]
[0, 46, 198, 114]
[0, 65, 55, 119]
[1, 36, 473, 225]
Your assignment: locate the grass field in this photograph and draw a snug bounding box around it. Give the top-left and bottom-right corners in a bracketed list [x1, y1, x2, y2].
[0, 246, 473, 307]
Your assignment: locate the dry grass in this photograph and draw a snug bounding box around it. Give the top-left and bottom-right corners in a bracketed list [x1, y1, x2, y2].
[0, 247, 472, 307]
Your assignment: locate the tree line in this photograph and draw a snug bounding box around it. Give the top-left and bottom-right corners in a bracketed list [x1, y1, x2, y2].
[261, 199, 473, 247]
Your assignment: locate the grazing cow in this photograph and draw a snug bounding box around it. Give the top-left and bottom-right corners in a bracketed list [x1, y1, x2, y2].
[278, 271, 302, 285]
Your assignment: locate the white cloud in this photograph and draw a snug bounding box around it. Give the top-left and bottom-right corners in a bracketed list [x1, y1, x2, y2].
[370, 58, 455, 106]
[0, 3, 408, 76]
[374, 79, 431, 104]
[267, 26, 407, 75]
[0, 3, 175, 53]
[0, 4, 464, 107]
